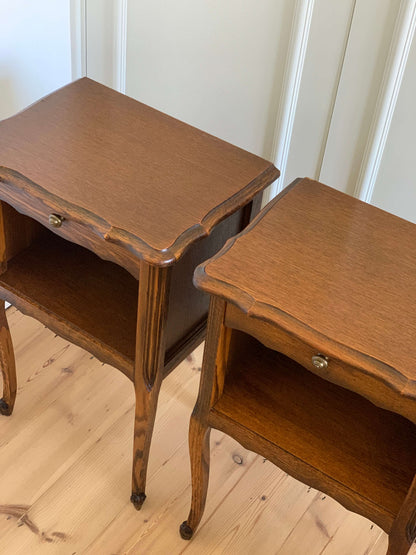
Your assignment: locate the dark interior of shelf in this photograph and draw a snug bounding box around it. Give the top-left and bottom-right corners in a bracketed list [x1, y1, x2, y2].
[212, 331, 416, 518]
[0, 232, 138, 362]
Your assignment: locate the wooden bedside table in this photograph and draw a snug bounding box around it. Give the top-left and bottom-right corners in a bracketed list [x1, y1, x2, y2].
[0, 78, 279, 510]
[180, 178, 416, 554]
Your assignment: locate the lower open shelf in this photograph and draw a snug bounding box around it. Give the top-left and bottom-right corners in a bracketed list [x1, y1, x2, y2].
[0, 233, 138, 377]
[210, 332, 416, 530]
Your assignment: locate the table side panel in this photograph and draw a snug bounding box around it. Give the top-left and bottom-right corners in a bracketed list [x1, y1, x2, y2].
[166, 208, 245, 355]
[0, 202, 47, 270]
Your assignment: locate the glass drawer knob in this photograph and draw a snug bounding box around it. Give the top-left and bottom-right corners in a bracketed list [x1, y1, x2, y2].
[49, 214, 63, 228]
[311, 355, 328, 370]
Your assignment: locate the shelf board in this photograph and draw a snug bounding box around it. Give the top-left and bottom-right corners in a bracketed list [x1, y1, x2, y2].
[210, 333, 416, 531]
[0, 233, 138, 378]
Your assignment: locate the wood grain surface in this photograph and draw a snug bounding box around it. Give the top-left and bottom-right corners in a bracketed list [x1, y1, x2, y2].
[210, 332, 416, 534]
[0, 78, 279, 265]
[0, 232, 138, 378]
[194, 178, 416, 413]
[2, 307, 413, 555]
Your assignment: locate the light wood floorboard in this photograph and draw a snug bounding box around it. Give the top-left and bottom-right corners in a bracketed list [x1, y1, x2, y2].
[0, 308, 415, 555]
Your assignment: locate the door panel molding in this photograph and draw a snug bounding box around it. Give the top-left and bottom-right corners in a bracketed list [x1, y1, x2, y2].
[115, 0, 128, 93]
[70, 0, 87, 80]
[354, 0, 416, 202]
[268, 0, 315, 200]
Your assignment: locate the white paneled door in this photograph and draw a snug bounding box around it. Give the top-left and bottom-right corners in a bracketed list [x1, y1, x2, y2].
[83, 0, 416, 222]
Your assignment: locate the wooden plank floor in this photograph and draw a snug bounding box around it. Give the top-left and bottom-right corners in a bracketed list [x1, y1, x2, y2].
[1, 307, 415, 555]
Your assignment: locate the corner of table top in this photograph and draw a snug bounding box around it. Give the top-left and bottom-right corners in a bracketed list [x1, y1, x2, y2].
[0, 162, 280, 267]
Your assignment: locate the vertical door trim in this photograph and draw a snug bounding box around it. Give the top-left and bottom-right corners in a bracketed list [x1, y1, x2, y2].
[268, 0, 315, 200]
[354, 0, 416, 202]
[70, 0, 87, 80]
[115, 0, 128, 93]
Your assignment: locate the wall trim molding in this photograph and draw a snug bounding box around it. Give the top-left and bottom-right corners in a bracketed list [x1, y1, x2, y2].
[354, 0, 416, 202]
[115, 0, 128, 93]
[70, 0, 87, 80]
[267, 0, 315, 201]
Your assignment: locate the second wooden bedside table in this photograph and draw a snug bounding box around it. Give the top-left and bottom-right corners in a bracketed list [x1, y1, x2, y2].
[0, 78, 279, 510]
[181, 178, 416, 555]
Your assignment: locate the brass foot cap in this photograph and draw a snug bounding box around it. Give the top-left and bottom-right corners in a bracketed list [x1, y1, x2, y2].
[180, 522, 193, 540]
[0, 399, 11, 416]
[130, 492, 146, 511]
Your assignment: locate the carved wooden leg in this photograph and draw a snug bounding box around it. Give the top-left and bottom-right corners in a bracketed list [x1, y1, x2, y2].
[131, 375, 163, 509]
[387, 533, 412, 555]
[180, 418, 211, 539]
[131, 263, 171, 510]
[0, 300, 16, 416]
[180, 297, 229, 539]
[388, 474, 416, 555]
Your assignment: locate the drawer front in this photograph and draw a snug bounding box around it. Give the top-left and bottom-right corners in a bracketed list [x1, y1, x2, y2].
[0, 178, 140, 278]
[225, 302, 340, 380]
[224, 303, 414, 421]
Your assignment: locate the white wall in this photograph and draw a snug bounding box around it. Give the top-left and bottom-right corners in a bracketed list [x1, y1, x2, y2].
[283, 0, 356, 189]
[85, 0, 118, 89]
[372, 29, 416, 224]
[126, 0, 294, 157]
[0, 0, 72, 120]
[319, 0, 400, 196]
[84, 0, 416, 225]
[1, 2, 414, 224]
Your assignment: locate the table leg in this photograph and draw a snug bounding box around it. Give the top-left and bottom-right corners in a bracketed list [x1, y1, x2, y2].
[180, 419, 211, 539]
[131, 263, 171, 510]
[387, 535, 412, 555]
[0, 300, 16, 416]
[180, 297, 228, 539]
[388, 474, 416, 555]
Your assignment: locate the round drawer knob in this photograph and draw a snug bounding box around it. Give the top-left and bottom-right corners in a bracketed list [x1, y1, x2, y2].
[311, 355, 328, 370]
[48, 214, 63, 228]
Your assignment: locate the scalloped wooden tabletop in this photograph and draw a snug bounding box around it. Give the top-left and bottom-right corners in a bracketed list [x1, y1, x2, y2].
[195, 178, 416, 395]
[0, 78, 278, 264]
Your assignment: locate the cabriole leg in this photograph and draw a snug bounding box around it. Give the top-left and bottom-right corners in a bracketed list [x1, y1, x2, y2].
[131, 263, 171, 510]
[0, 300, 16, 416]
[388, 473, 416, 555]
[131, 375, 163, 510]
[180, 419, 211, 539]
[180, 297, 228, 539]
[386, 533, 412, 555]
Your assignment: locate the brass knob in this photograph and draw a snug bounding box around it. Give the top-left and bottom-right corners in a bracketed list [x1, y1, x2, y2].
[48, 214, 63, 228]
[311, 355, 328, 370]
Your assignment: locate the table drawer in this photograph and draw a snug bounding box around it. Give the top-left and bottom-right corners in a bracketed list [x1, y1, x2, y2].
[0, 175, 140, 279]
[224, 302, 414, 420]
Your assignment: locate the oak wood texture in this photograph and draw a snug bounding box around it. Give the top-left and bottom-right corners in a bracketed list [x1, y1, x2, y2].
[0, 300, 16, 416]
[0, 77, 279, 267]
[0, 207, 16, 414]
[194, 178, 416, 422]
[0, 232, 138, 378]
[1, 202, 46, 270]
[210, 331, 416, 533]
[0, 77, 278, 511]
[131, 262, 171, 508]
[0, 171, 141, 279]
[3, 308, 412, 555]
[185, 178, 416, 554]
[180, 297, 228, 540]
